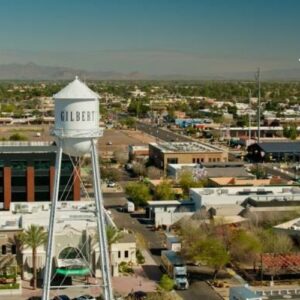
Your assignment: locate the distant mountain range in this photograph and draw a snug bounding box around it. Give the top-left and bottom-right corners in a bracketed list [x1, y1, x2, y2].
[1, 62, 300, 81]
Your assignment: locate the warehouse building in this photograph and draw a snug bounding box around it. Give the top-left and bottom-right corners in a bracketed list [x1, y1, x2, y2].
[167, 162, 252, 180]
[149, 142, 228, 170]
[247, 141, 300, 162]
[0, 141, 80, 210]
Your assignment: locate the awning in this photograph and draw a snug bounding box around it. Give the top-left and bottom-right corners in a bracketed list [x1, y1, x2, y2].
[55, 268, 90, 276]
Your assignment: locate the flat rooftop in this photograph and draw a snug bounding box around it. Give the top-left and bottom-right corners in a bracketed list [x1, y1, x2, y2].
[150, 142, 224, 153]
[232, 285, 300, 300]
[0, 141, 55, 153]
[274, 217, 300, 230]
[0, 201, 115, 231]
[147, 200, 180, 206]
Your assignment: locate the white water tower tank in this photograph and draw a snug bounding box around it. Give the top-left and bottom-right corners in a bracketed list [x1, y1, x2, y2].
[53, 76, 102, 156]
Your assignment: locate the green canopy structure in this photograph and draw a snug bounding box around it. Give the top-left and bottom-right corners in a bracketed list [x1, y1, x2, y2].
[55, 268, 90, 276]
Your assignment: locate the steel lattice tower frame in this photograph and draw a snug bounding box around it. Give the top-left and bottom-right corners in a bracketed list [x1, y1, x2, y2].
[42, 136, 114, 300]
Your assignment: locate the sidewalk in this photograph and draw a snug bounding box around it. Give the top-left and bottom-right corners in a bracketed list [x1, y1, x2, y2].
[112, 266, 157, 296]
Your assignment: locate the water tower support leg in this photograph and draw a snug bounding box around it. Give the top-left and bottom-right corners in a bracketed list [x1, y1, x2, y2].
[42, 143, 63, 300]
[91, 139, 114, 300]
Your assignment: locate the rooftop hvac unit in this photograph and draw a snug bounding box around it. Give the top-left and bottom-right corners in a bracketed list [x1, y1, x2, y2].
[5, 220, 17, 227]
[292, 187, 300, 193]
[220, 189, 228, 194]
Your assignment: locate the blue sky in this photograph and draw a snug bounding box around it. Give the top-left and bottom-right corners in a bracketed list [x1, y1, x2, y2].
[0, 0, 300, 75]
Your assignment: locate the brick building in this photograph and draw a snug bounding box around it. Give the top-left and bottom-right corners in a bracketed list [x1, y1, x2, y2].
[0, 141, 80, 210]
[149, 142, 228, 170]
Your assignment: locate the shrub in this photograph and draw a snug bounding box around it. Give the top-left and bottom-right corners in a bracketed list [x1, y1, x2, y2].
[118, 261, 134, 274]
[9, 133, 27, 141]
[159, 274, 174, 291]
[136, 249, 145, 264]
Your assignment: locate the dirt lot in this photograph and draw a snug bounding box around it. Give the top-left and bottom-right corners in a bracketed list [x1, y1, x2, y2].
[0, 125, 156, 154]
[0, 124, 52, 141]
[99, 129, 155, 153]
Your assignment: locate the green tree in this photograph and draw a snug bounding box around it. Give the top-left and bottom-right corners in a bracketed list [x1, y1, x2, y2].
[257, 230, 294, 254]
[155, 180, 175, 200]
[229, 229, 262, 266]
[120, 117, 136, 129]
[283, 123, 297, 140]
[132, 162, 146, 177]
[159, 274, 174, 291]
[9, 133, 28, 141]
[125, 182, 151, 207]
[193, 237, 230, 281]
[250, 165, 266, 179]
[113, 149, 128, 165]
[146, 166, 162, 179]
[100, 167, 121, 182]
[19, 225, 47, 289]
[106, 225, 123, 247]
[178, 171, 205, 195]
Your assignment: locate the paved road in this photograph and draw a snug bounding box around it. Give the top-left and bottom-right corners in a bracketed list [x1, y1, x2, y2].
[177, 281, 222, 300]
[137, 122, 193, 143]
[109, 207, 222, 300]
[264, 164, 296, 181]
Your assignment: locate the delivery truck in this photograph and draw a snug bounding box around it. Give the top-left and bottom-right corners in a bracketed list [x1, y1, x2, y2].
[161, 250, 189, 290]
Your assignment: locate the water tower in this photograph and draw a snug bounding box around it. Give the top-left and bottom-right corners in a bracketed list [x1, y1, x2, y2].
[42, 77, 114, 300]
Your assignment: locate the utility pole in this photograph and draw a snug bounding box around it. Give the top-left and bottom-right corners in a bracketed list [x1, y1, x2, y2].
[256, 68, 261, 143]
[248, 89, 252, 142]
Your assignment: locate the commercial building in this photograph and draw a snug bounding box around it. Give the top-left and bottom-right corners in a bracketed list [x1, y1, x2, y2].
[149, 142, 228, 170]
[0, 201, 136, 279]
[0, 141, 80, 210]
[128, 145, 149, 161]
[146, 200, 194, 228]
[208, 176, 288, 187]
[230, 285, 300, 300]
[167, 162, 252, 180]
[247, 141, 300, 162]
[189, 186, 300, 217]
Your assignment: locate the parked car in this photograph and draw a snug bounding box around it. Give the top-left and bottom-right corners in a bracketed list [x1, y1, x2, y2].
[107, 181, 116, 188]
[53, 295, 71, 300]
[72, 295, 96, 300]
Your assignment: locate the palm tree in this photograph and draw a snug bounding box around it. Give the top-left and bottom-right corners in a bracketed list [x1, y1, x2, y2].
[19, 225, 47, 289]
[106, 225, 123, 248]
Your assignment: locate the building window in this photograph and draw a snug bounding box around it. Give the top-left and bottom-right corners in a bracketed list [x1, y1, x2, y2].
[197, 158, 200, 163]
[61, 161, 73, 171]
[34, 160, 50, 170]
[0, 160, 4, 167]
[11, 245, 16, 255]
[201, 158, 204, 162]
[213, 158, 216, 162]
[217, 158, 220, 162]
[1, 245, 6, 255]
[118, 251, 121, 258]
[124, 251, 129, 258]
[167, 158, 178, 164]
[209, 158, 212, 162]
[192, 158, 196, 163]
[11, 161, 27, 170]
